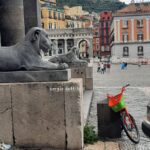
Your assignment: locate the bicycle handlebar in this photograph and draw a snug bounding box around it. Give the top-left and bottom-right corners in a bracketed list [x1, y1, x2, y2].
[123, 84, 130, 88]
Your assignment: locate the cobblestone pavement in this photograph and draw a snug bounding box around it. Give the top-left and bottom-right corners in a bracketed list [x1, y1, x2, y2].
[93, 63, 150, 87]
[87, 63, 150, 150]
[84, 141, 120, 150]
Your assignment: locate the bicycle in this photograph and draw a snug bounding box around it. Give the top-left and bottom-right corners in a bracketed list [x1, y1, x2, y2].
[107, 84, 140, 144]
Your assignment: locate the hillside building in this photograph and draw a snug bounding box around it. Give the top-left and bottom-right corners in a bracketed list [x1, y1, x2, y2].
[93, 23, 100, 57]
[40, 0, 66, 29]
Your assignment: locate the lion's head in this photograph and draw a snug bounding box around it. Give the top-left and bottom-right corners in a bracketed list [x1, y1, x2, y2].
[25, 27, 52, 54]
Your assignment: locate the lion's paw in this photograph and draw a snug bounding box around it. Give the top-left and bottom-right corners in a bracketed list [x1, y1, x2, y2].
[58, 63, 69, 69]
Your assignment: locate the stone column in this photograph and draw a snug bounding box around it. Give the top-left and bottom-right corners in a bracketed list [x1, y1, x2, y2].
[52, 40, 58, 55]
[23, 0, 41, 34]
[0, 0, 25, 46]
[64, 39, 68, 54]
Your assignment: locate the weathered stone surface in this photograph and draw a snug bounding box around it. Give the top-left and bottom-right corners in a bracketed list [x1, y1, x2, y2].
[0, 85, 13, 144]
[0, 0, 25, 46]
[71, 65, 93, 90]
[105, 142, 120, 150]
[23, 0, 41, 34]
[68, 62, 88, 68]
[12, 83, 66, 148]
[84, 141, 105, 150]
[65, 79, 84, 150]
[85, 78, 93, 90]
[0, 79, 83, 149]
[85, 65, 93, 78]
[71, 68, 86, 87]
[0, 69, 71, 83]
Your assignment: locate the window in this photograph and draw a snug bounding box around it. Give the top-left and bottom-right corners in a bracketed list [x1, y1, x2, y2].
[42, 23, 44, 28]
[41, 11, 43, 18]
[123, 20, 128, 28]
[49, 11, 52, 18]
[137, 19, 143, 28]
[137, 46, 144, 56]
[101, 22, 104, 27]
[54, 23, 56, 29]
[96, 44, 99, 50]
[137, 31, 143, 42]
[49, 23, 52, 29]
[62, 14, 65, 20]
[106, 22, 108, 27]
[95, 32, 99, 36]
[96, 38, 99, 43]
[123, 47, 129, 57]
[106, 37, 109, 45]
[102, 38, 104, 45]
[122, 32, 128, 43]
[106, 29, 109, 36]
[58, 13, 61, 20]
[101, 30, 104, 37]
[54, 12, 57, 19]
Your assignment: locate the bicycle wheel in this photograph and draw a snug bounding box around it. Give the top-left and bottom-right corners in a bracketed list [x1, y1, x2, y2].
[120, 112, 140, 144]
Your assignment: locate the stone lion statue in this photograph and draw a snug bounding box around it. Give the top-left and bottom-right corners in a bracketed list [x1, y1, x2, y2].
[49, 47, 88, 67]
[0, 27, 68, 71]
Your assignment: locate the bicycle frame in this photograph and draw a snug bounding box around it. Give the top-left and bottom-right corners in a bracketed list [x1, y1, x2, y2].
[107, 84, 140, 143]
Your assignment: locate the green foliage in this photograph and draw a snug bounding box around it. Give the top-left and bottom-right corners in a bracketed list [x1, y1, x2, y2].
[84, 124, 98, 144]
[57, 0, 126, 13]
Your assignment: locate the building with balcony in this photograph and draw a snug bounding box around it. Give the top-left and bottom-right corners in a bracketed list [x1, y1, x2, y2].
[110, 2, 150, 63]
[46, 28, 93, 58]
[93, 23, 100, 57]
[99, 11, 112, 60]
[64, 6, 89, 17]
[40, 0, 66, 29]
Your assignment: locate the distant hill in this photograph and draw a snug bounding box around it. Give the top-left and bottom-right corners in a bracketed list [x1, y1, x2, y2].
[57, 0, 126, 13]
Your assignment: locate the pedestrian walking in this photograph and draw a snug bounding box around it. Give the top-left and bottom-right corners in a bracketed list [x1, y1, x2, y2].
[97, 62, 101, 72]
[124, 62, 128, 69]
[100, 63, 105, 74]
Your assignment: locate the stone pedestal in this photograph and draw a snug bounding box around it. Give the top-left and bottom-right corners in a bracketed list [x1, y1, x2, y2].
[0, 0, 25, 46]
[0, 78, 83, 150]
[97, 99, 122, 139]
[71, 63, 93, 90]
[0, 69, 71, 83]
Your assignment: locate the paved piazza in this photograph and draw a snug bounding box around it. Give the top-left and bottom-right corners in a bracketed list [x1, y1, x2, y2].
[88, 62, 150, 150]
[93, 63, 150, 87]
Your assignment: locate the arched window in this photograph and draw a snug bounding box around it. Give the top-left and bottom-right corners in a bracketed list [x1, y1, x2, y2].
[123, 47, 129, 57]
[137, 46, 144, 56]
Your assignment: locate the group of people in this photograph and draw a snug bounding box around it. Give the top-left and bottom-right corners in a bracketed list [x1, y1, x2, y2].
[97, 62, 111, 74]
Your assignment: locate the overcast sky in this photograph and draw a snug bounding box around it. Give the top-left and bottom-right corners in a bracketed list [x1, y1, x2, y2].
[120, 0, 150, 4]
[120, 0, 131, 4]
